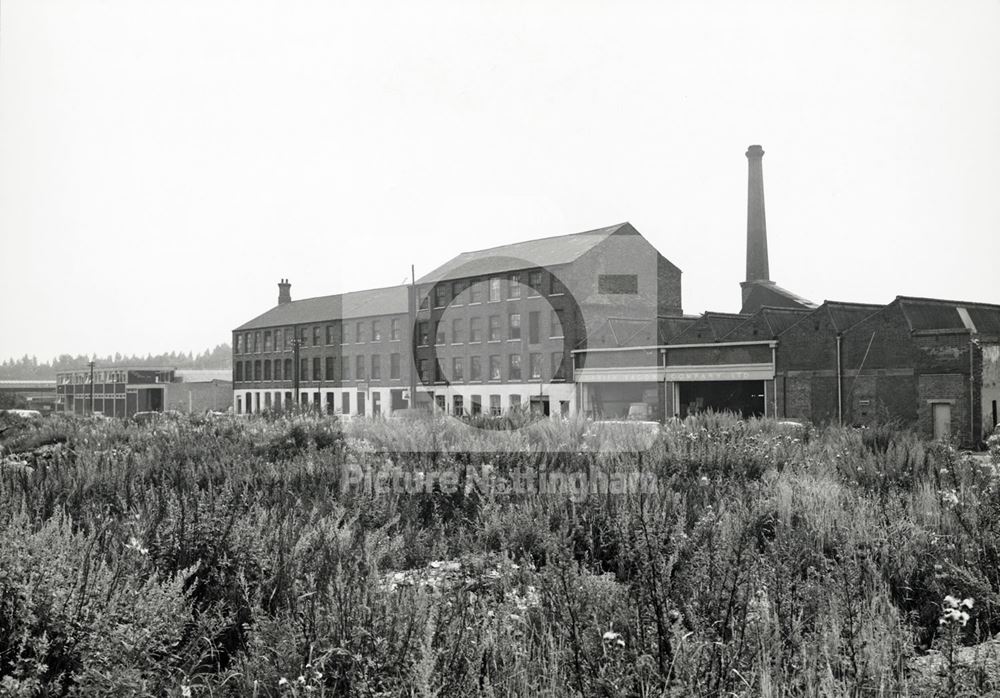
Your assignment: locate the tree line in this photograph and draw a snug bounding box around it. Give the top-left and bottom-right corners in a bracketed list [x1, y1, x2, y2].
[0, 345, 232, 380]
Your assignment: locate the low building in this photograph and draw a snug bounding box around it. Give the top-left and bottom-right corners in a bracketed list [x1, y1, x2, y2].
[55, 367, 233, 417]
[0, 380, 57, 412]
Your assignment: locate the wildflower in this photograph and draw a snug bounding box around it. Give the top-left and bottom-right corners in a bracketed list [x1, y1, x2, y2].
[602, 630, 625, 648]
[181, 685, 192, 698]
[125, 536, 149, 555]
[297, 675, 306, 685]
[278, 677, 289, 687]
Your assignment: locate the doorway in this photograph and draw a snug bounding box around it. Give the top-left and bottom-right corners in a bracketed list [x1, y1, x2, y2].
[932, 403, 952, 441]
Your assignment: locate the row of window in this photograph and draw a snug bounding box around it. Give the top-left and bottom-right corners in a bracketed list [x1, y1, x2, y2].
[417, 309, 563, 346]
[58, 370, 129, 385]
[236, 353, 403, 383]
[236, 350, 569, 384]
[235, 318, 404, 354]
[421, 270, 565, 310]
[238, 390, 384, 417]
[418, 352, 566, 384]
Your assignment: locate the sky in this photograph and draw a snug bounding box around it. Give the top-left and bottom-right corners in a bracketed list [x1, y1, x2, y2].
[1, 0, 999, 361]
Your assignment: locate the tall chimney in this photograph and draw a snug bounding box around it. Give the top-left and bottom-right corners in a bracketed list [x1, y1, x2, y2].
[278, 278, 291, 305]
[745, 144, 770, 283]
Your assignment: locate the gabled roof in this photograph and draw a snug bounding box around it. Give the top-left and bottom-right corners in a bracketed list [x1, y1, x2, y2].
[780, 301, 885, 336]
[235, 285, 408, 331]
[668, 312, 749, 344]
[741, 281, 817, 313]
[896, 296, 1000, 334]
[416, 222, 637, 284]
[722, 306, 813, 340]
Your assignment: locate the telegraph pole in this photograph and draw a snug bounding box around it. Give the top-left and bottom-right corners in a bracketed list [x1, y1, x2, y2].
[88, 360, 95, 415]
[291, 336, 301, 409]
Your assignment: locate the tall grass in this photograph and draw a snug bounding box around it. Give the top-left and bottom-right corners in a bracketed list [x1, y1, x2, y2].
[0, 410, 997, 695]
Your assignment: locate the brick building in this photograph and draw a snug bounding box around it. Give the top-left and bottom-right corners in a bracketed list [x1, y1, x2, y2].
[232, 144, 998, 445]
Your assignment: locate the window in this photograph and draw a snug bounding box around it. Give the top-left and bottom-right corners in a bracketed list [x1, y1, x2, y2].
[471, 394, 482, 415]
[509, 354, 522, 380]
[235, 335, 243, 353]
[490, 394, 501, 416]
[435, 283, 449, 308]
[452, 357, 464, 382]
[371, 354, 381, 380]
[551, 309, 564, 338]
[452, 318, 463, 343]
[254, 361, 262, 381]
[419, 290, 430, 310]
[255, 332, 262, 352]
[469, 280, 483, 303]
[509, 272, 521, 299]
[470, 317, 482, 343]
[528, 311, 540, 343]
[391, 318, 401, 340]
[326, 356, 335, 381]
[453, 395, 464, 415]
[435, 321, 446, 345]
[489, 355, 501, 380]
[372, 320, 381, 342]
[277, 329, 286, 352]
[489, 277, 502, 302]
[435, 359, 446, 383]
[300, 358, 309, 381]
[284, 358, 292, 379]
[419, 359, 430, 383]
[418, 321, 430, 346]
[356, 355, 365, 380]
[530, 353, 542, 379]
[509, 313, 521, 340]
[342, 392, 351, 415]
[341, 356, 350, 381]
[598, 274, 638, 294]
[510, 394, 521, 409]
[313, 327, 320, 345]
[550, 275, 566, 295]
[470, 355, 482, 381]
[528, 271, 543, 296]
[299, 327, 308, 346]
[390, 353, 401, 379]
[235, 362, 243, 381]
[552, 351, 566, 380]
[326, 325, 334, 345]
[356, 322, 364, 343]
[313, 357, 321, 381]
[274, 359, 283, 381]
[488, 315, 501, 341]
[452, 279, 469, 302]
[264, 361, 272, 380]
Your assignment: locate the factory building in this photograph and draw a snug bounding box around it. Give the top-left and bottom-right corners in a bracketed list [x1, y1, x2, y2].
[55, 367, 232, 417]
[232, 145, 999, 446]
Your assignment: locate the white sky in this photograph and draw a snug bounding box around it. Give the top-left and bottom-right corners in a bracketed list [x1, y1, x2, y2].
[2, 0, 998, 360]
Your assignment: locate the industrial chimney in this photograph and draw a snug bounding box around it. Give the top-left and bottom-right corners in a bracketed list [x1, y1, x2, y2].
[745, 144, 769, 284]
[278, 278, 291, 305]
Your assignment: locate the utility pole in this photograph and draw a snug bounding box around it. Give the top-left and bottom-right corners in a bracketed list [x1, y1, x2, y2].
[291, 335, 301, 409]
[88, 360, 95, 415]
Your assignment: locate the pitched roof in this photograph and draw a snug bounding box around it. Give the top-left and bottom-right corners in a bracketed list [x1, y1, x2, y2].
[896, 296, 1000, 334]
[741, 281, 817, 313]
[235, 285, 408, 331]
[780, 301, 885, 336]
[668, 312, 749, 344]
[722, 306, 813, 340]
[416, 222, 636, 284]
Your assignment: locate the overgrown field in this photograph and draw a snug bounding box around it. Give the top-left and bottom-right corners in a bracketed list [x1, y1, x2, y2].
[1, 411, 999, 696]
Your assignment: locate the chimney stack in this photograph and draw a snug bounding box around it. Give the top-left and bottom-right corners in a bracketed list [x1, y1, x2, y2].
[745, 144, 770, 284]
[278, 278, 291, 305]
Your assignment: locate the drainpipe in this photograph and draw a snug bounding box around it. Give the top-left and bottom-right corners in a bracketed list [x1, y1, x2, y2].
[836, 334, 843, 426]
[770, 343, 777, 418]
[970, 336, 976, 446]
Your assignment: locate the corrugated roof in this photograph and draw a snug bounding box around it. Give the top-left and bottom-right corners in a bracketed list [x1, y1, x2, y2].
[416, 223, 634, 284]
[778, 301, 885, 336]
[897, 296, 1000, 334]
[659, 316, 700, 343]
[235, 285, 408, 331]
